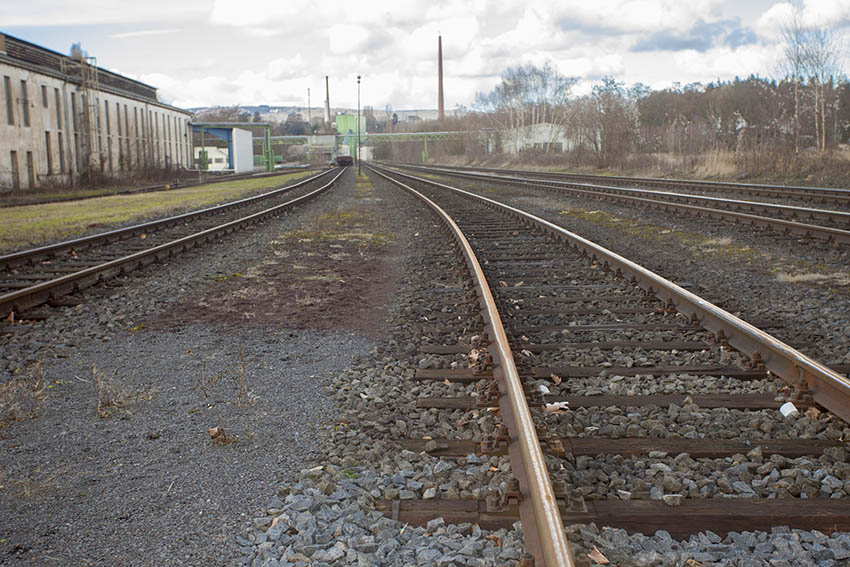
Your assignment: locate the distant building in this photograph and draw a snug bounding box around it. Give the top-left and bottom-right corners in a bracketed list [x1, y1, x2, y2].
[0, 32, 193, 190]
[502, 123, 571, 154]
[191, 126, 254, 173]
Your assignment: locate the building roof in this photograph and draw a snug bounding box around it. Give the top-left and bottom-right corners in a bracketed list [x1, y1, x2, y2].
[0, 31, 188, 115]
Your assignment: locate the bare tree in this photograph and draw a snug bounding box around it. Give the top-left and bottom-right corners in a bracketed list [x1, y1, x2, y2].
[781, 14, 806, 154]
[803, 24, 843, 151]
[781, 16, 844, 152]
[475, 62, 577, 152]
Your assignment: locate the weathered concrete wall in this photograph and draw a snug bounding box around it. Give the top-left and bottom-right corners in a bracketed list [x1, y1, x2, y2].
[0, 57, 193, 190]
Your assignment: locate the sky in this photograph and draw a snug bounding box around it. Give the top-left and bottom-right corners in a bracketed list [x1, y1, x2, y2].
[2, 0, 850, 112]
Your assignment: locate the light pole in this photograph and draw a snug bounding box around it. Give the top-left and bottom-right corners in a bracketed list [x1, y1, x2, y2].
[357, 74, 361, 175]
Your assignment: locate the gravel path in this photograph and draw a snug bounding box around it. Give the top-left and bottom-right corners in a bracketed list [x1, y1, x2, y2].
[0, 170, 379, 566]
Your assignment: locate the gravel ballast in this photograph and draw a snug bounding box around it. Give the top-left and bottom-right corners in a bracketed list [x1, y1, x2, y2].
[1, 171, 384, 566]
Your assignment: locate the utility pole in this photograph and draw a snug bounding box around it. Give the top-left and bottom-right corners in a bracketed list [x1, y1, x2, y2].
[307, 87, 311, 126]
[437, 35, 445, 121]
[357, 74, 361, 175]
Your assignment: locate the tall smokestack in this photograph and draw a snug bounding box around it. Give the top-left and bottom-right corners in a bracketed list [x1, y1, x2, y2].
[437, 35, 445, 121]
[324, 75, 331, 126]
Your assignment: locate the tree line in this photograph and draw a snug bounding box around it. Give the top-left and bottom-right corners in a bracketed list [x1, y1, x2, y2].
[470, 21, 850, 175]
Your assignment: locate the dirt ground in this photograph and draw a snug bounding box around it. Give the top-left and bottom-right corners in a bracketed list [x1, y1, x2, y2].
[145, 172, 399, 337]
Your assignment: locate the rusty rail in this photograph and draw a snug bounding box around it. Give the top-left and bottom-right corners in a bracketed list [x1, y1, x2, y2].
[393, 164, 850, 245]
[391, 162, 850, 206]
[368, 164, 575, 567]
[378, 165, 850, 425]
[0, 168, 346, 318]
[0, 169, 335, 270]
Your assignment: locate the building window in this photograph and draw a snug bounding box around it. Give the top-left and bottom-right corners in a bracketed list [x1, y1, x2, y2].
[54, 88, 62, 129]
[58, 132, 65, 173]
[41, 85, 48, 107]
[74, 132, 80, 171]
[45, 131, 52, 174]
[70, 92, 77, 130]
[105, 100, 110, 135]
[10, 151, 19, 190]
[4, 76, 13, 125]
[21, 80, 29, 127]
[25, 151, 34, 188]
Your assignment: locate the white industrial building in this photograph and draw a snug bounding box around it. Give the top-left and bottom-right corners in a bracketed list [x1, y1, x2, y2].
[502, 122, 572, 154]
[193, 146, 229, 171]
[0, 32, 193, 190]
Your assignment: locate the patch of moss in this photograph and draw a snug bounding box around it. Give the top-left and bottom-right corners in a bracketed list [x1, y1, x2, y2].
[214, 272, 243, 282]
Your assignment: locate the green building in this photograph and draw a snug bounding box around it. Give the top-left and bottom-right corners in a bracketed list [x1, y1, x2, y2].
[335, 114, 366, 157]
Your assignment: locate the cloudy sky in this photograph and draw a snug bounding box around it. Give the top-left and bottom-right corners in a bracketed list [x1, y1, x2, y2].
[2, 0, 849, 111]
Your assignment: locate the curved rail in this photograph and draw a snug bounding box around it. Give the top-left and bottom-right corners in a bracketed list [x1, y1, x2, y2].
[376, 164, 850, 425]
[367, 164, 575, 567]
[0, 168, 347, 318]
[1, 169, 336, 270]
[393, 163, 850, 245]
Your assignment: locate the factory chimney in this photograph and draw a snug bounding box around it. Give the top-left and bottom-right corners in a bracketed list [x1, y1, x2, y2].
[324, 75, 331, 126]
[437, 36, 445, 121]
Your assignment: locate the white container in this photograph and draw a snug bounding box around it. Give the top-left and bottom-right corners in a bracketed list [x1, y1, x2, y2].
[779, 401, 799, 418]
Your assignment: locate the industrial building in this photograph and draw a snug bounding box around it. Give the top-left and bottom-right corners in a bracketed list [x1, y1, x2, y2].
[0, 32, 193, 190]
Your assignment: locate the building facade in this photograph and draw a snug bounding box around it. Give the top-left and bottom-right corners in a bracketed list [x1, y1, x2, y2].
[0, 33, 193, 190]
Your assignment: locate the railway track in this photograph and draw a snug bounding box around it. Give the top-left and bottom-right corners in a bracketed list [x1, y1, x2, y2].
[403, 163, 850, 209]
[390, 163, 850, 245]
[0, 166, 325, 208]
[0, 168, 346, 319]
[367, 164, 850, 566]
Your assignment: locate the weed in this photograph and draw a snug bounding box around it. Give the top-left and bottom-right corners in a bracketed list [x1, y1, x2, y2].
[197, 360, 225, 398]
[235, 348, 247, 408]
[0, 362, 47, 429]
[3, 465, 64, 499]
[197, 349, 251, 406]
[213, 272, 243, 283]
[92, 365, 132, 418]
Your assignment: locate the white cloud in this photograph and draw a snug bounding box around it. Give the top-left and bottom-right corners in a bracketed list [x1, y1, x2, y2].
[672, 43, 780, 79]
[328, 24, 373, 55]
[539, 0, 724, 33]
[108, 28, 183, 40]
[755, 3, 795, 39]
[1, 0, 207, 25]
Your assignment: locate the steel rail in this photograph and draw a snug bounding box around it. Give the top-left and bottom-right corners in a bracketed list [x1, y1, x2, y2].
[397, 164, 850, 225]
[404, 162, 850, 204]
[0, 169, 336, 271]
[0, 166, 326, 209]
[377, 165, 850, 425]
[367, 164, 575, 567]
[393, 164, 850, 245]
[0, 168, 346, 318]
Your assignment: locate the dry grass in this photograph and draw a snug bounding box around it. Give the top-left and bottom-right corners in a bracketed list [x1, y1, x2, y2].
[0, 362, 46, 430]
[776, 271, 850, 285]
[703, 236, 734, 246]
[1, 465, 64, 499]
[196, 348, 249, 408]
[0, 171, 315, 252]
[692, 150, 739, 179]
[91, 365, 143, 418]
